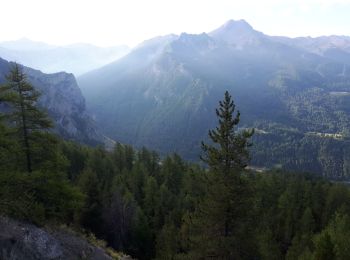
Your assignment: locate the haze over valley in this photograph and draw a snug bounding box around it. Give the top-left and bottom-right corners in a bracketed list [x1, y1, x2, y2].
[77, 19, 350, 179]
[2, 1, 350, 259]
[0, 38, 130, 76]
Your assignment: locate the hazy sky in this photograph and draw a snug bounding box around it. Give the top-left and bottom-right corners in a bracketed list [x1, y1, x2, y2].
[1, 0, 350, 47]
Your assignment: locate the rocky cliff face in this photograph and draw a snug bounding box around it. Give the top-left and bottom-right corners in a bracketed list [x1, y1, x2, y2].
[0, 216, 125, 260]
[0, 57, 106, 145]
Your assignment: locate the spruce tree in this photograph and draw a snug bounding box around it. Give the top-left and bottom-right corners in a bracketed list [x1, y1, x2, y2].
[186, 91, 254, 259]
[0, 63, 52, 172]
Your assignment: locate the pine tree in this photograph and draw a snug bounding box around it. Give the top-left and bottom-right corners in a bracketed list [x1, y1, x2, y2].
[201, 90, 254, 175]
[186, 91, 254, 259]
[0, 63, 52, 172]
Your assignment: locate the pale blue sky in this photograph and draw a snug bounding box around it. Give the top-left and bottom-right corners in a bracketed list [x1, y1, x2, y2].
[1, 0, 350, 47]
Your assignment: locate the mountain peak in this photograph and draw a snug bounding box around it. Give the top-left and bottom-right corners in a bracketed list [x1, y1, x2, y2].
[221, 19, 254, 32]
[209, 19, 264, 46]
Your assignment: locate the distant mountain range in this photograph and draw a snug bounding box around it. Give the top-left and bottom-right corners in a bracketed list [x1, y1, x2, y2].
[78, 19, 350, 179]
[0, 38, 130, 76]
[0, 57, 106, 145]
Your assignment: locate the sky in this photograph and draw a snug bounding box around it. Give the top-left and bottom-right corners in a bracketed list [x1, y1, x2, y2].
[0, 0, 350, 47]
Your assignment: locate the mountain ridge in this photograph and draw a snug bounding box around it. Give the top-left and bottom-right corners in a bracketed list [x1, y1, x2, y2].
[0, 39, 130, 76]
[78, 20, 350, 179]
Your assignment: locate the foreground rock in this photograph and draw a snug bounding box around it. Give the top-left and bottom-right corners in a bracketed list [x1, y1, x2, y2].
[0, 216, 127, 260]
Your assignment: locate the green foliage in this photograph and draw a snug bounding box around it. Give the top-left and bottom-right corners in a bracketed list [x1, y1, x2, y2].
[0, 67, 83, 225]
[251, 127, 350, 180]
[2, 85, 350, 259]
[313, 231, 335, 260]
[201, 91, 254, 173]
[183, 91, 255, 259]
[0, 122, 20, 172]
[2, 124, 350, 259]
[314, 212, 350, 260]
[0, 170, 83, 224]
[52, 91, 349, 260]
[0, 63, 52, 173]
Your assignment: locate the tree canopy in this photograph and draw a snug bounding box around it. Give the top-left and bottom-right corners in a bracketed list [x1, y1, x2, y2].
[0, 63, 52, 172]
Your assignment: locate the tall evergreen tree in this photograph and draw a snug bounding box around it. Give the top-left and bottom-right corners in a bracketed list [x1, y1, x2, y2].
[0, 63, 52, 172]
[186, 91, 254, 259]
[201, 91, 254, 174]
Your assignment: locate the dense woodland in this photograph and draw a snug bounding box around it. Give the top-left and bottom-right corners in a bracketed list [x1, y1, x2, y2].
[1, 67, 350, 259]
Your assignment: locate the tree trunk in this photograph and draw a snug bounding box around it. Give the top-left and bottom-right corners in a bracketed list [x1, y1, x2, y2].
[17, 81, 32, 173]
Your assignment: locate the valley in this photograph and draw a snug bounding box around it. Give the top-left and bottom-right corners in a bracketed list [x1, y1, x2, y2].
[77, 20, 350, 179]
[1, 5, 350, 258]
[2, 20, 350, 179]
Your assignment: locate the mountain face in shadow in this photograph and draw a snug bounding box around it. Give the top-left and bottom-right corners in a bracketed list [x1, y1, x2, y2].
[78, 20, 350, 179]
[0, 57, 104, 145]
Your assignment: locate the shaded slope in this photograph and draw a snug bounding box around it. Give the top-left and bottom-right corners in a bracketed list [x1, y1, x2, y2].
[78, 20, 350, 179]
[0, 57, 104, 145]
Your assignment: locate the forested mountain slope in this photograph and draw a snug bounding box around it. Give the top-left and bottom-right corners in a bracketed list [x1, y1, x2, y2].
[78, 20, 350, 179]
